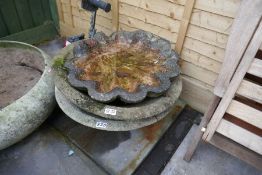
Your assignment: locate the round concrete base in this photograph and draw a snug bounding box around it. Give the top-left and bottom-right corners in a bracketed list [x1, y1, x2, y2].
[55, 88, 172, 131]
[0, 41, 56, 150]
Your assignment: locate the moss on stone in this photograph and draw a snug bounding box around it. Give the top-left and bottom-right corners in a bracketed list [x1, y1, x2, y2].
[53, 57, 65, 69]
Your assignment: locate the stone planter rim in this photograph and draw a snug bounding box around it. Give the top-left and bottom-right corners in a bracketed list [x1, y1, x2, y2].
[0, 40, 55, 150]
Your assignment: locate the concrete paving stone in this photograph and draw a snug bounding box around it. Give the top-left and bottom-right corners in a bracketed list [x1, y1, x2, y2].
[161, 125, 262, 175]
[50, 101, 185, 175]
[0, 125, 107, 175]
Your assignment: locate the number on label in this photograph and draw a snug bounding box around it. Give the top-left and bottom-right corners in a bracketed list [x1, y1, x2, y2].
[96, 122, 108, 128]
[104, 108, 117, 115]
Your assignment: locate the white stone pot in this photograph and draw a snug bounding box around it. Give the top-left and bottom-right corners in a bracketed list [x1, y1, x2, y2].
[0, 41, 56, 150]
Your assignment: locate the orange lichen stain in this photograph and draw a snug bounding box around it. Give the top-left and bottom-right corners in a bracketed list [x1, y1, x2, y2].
[75, 42, 168, 93]
[141, 119, 165, 142]
[172, 106, 183, 118]
[142, 105, 183, 141]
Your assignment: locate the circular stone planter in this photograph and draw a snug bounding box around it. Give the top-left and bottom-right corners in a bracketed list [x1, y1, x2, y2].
[55, 88, 171, 131]
[0, 41, 56, 150]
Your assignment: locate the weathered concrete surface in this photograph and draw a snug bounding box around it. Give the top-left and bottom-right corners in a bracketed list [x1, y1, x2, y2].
[0, 41, 56, 150]
[0, 125, 107, 175]
[55, 87, 185, 131]
[161, 125, 262, 175]
[50, 103, 185, 175]
[55, 69, 182, 121]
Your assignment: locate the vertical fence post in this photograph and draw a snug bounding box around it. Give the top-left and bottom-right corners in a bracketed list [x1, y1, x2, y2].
[175, 0, 195, 54]
[112, 0, 119, 32]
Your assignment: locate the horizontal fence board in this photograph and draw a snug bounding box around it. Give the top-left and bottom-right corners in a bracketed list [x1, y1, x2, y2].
[71, 6, 112, 20]
[63, 12, 73, 25]
[166, 0, 240, 18]
[181, 61, 218, 86]
[120, 0, 235, 34]
[248, 58, 262, 78]
[227, 100, 262, 129]
[60, 21, 112, 37]
[217, 119, 262, 155]
[70, 10, 112, 28]
[237, 80, 262, 104]
[72, 14, 112, 30]
[181, 48, 222, 74]
[181, 75, 213, 113]
[183, 37, 225, 62]
[72, 16, 112, 33]
[119, 15, 178, 43]
[119, 3, 228, 49]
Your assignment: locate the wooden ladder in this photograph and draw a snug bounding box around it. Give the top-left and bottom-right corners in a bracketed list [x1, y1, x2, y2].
[183, 0, 262, 171]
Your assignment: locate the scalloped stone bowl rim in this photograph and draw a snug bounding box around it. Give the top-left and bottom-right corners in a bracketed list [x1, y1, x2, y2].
[65, 30, 180, 103]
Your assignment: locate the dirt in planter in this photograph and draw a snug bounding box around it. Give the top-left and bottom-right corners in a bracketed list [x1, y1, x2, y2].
[0, 48, 45, 109]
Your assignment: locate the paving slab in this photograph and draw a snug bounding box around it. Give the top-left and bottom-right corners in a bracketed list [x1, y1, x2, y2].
[0, 125, 107, 175]
[161, 125, 262, 175]
[50, 100, 185, 175]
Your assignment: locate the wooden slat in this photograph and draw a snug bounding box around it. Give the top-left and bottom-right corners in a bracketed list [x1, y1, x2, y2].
[180, 75, 213, 113]
[62, 0, 73, 26]
[41, 0, 52, 20]
[237, 80, 262, 104]
[214, 0, 262, 97]
[181, 48, 222, 74]
[0, 11, 9, 37]
[227, 100, 262, 129]
[203, 21, 262, 141]
[210, 133, 262, 171]
[0, 0, 22, 34]
[183, 37, 225, 62]
[175, 0, 195, 54]
[14, 0, 35, 30]
[56, 0, 64, 22]
[119, 15, 178, 43]
[248, 58, 262, 78]
[216, 119, 262, 155]
[181, 61, 217, 86]
[72, 15, 112, 31]
[121, 0, 235, 35]
[112, 0, 119, 31]
[122, 0, 239, 19]
[29, 0, 46, 26]
[184, 95, 220, 161]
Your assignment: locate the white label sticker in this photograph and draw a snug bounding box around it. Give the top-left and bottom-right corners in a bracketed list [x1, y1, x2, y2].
[104, 108, 117, 115]
[96, 122, 108, 128]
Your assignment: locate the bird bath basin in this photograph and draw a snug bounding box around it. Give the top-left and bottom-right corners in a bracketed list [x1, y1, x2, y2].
[53, 30, 182, 130]
[63, 30, 180, 103]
